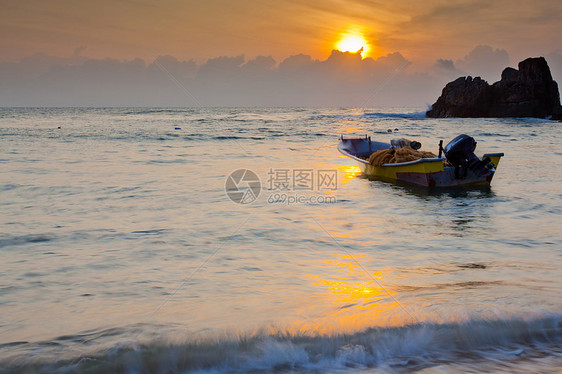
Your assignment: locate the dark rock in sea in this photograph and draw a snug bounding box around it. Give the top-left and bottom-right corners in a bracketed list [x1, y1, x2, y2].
[553, 106, 562, 121]
[426, 76, 492, 118]
[427, 57, 562, 120]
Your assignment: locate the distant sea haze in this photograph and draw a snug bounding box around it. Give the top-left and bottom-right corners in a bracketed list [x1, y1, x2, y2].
[2, 46, 561, 107]
[1, 107, 561, 372]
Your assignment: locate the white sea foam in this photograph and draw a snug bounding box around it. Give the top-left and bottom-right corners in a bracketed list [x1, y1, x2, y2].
[1, 315, 560, 372]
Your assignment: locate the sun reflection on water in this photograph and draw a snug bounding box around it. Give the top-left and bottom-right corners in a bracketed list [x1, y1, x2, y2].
[294, 254, 410, 335]
[339, 164, 362, 184]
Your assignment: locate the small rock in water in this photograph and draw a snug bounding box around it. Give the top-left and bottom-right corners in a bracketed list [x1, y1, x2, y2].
[459, 263, 487, 269]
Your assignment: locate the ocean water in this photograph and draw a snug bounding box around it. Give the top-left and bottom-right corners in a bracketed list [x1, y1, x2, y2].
[0, 107, 561, 373]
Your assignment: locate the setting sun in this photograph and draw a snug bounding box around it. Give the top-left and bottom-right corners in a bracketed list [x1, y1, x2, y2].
[335, 28, 371, 57]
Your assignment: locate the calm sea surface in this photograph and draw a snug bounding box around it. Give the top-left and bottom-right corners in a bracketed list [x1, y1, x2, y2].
[0, 107, 561, 373]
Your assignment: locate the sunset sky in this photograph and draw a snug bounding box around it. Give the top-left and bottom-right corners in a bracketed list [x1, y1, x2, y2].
[1, 0, 561, 106]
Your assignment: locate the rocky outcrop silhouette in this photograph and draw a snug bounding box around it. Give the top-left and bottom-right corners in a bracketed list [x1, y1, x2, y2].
[427, 57, 562, 120]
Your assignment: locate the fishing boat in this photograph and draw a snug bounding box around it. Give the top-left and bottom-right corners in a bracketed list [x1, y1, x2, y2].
[338, 134, 504, 187]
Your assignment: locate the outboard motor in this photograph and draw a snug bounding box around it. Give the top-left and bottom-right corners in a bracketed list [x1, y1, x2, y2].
[444, 134, 494, 178]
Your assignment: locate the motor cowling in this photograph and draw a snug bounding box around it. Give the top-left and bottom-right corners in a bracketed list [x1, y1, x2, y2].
[444, 134, 494, 177]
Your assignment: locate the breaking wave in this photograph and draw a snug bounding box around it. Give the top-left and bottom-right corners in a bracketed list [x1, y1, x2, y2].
[1, 315, 560, 373]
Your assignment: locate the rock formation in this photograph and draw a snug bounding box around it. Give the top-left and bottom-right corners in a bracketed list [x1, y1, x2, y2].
[427, 57, 562, 120]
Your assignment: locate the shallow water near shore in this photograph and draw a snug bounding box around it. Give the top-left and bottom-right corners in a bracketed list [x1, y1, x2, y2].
[1, 107, 561, 372]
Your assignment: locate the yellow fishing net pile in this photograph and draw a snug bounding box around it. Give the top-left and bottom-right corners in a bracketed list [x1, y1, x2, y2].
[368, 146, 438, 166]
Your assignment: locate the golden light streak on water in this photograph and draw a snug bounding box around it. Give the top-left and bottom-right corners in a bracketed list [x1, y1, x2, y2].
[290, 254, 412, 335]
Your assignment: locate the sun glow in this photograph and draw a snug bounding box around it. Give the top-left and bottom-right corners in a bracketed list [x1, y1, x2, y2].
[335, 28, 371, 57]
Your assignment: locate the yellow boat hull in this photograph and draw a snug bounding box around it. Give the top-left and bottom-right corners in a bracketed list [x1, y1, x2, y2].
[339, 137, 503, 187]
